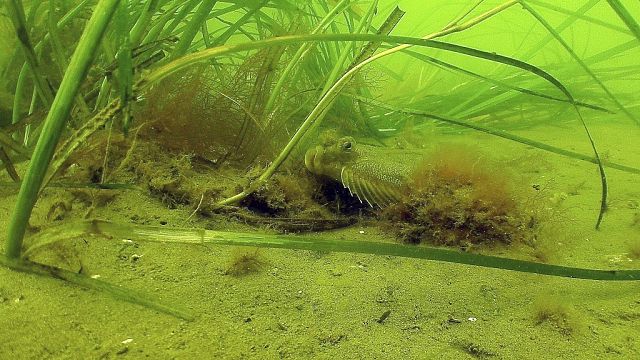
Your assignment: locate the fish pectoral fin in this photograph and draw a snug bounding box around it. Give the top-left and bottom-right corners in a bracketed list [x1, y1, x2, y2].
[341, 167, 355, 197]
[341, 167, 403, 208]
[359, 180, 385, 208]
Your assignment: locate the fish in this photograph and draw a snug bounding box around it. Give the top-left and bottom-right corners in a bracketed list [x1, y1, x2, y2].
[304, 136, 425, 207]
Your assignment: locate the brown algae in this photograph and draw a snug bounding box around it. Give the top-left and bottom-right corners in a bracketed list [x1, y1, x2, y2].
[382, 144, 540, 248]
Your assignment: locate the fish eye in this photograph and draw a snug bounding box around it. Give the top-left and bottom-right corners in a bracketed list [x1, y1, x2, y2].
[342, 141, 352, 151]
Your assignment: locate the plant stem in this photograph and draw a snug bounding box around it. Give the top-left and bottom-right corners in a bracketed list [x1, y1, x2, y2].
[171, 0, 218, 58]
[605, 0, 640, 43]
[5, 0, 55, 106]
[520, 1, 610, 228]
[0, 256, 193, 320]
[32, 219, 640, 281]
[261, 0, 354, 119]
[5, 0, 121, 259]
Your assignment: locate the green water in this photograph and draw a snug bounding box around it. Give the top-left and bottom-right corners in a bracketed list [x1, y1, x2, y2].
[1, 1, 639, 359]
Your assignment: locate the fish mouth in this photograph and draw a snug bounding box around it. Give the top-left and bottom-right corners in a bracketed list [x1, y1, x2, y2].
[304, 149, 316, 173]
[304, 146, 324, 174]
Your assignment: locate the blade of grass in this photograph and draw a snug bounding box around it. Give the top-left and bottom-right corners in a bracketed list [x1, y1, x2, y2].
[170, 0, 218, 59]
[115, 1, 134, 134]
[130, 0, 162, 47]
[24, 83, 39, 146]
[307, 0, 384, 134]
[43, 98, 122, 189]
[0, 147, 20, 182]
[28, 219, 640, 281]
[5, 0, 121, 259]
[308, 3, 401, 143]
[211, 14, 258, 42]
[526, 0, 630, 34]
[449, 0, 599, 117]
[0, 1, 42, 90]
[8, 0, 96, 132]
[141, 3, 182, 44]
[158, 0, 202, 40]
[201, 20, 211, 48]
[7, 0, 93, 81]
[261, 0, 354, 119]
[0, 256, 193, 320]
[348, 5, 404, 71]
[5, 0, 55, 106]
[342, 1, 395, 143]
[58, 0, 94, 26]
[12, 64, 29, 129]
[0, 128, 30, 156]
[583, 39, 637, 66]
[521, 0, 638, 126]
[605, 0, 640, 43]
[47, 1, 70, 76]
[210, 0, 269, 47]
[390, 46, 612, 114]
[520, 1, 618, 227]
[46, 1, 92, 118]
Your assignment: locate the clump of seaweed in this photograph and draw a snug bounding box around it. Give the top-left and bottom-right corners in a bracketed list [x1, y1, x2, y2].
[138, 65, 249, 166]
[137, 43, 305, 169]
[224, 248, 267, 277]
[532, 297, 580, 336]
[242, 172, 322, 214]
[383, 144, 538, 248]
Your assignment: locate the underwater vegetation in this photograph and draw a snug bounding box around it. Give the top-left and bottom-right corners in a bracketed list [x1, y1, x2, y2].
[224, 247, 267, 277]
[0, 0, 639, 328]
[383, 144, 538, 248]
[532, 296, 582, 337]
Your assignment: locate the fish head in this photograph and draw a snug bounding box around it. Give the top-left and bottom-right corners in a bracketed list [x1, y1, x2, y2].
[305, 136, 358, 181]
